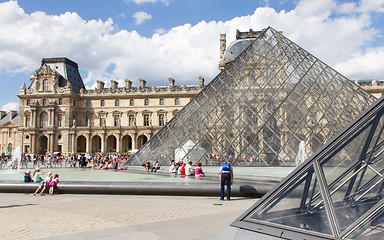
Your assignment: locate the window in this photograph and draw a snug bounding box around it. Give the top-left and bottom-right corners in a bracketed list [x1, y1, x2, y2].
[8, 128, 12, 138]
[100, 100, 105, 107]
[99, 114, 105, 126]
[86, 100, 91, 107]
[159, 98, 164, 105]
[25, 115, 30, 127]
[114, 115, 120, 126]
[58, 98, 62, 105]
[42, 99, 46, 105]
[174, 98, 179, 105]
[26, 99, 30, 106]
[40, 112, 48, 128]
[73, 100, 76, 106]
[57, 113, 63, 127]
[129, 114, 135, 126]
[144, 99, 149, 106]
[115, 99, 119, 106]
[43, 79, 49, 91]
[143, 113, 150, 126]
[86, 115, 91, 126]
[130, 99, 134, 106]
[159, 113, 165, 126]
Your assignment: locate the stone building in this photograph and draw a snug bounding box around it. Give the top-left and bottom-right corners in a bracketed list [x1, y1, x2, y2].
[0, 111, 19, 155]
[17, 57, 203, 156]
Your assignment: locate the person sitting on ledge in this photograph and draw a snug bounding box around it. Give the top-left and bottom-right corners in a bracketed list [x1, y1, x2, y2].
[143, 161, 151, 172]
[24, 169, 33, 182]
[185, 161, 195, 176]
[32, 167, 44, 183]
[195, 163, 205, 177]
[151, 159, 161, 172]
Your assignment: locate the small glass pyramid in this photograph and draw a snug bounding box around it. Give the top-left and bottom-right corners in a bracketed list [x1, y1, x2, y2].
[125, 27, 376, 166]
[231, 95, 384, 239]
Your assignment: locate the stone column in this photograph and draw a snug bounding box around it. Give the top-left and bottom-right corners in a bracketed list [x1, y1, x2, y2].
[87, 133, 91, 154]
[48, 134, 53, 153]
[31, 109, 36, 127]
[30, 133, 35, 154]
[70, 133, 76, 153]
[132, 133, 137, 150]
[101, 134, 106, 153]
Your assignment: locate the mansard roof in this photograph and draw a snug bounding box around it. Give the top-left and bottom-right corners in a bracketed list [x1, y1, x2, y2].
[41, 57, 85, 93]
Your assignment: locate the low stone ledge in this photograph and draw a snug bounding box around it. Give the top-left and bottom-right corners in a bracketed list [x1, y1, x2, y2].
[0, 182, 272, 197]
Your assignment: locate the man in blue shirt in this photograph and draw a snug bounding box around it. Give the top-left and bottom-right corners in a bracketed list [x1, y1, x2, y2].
[219, 162, 233, 201]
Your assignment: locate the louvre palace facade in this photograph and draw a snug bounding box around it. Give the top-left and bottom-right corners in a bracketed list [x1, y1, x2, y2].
[16, 57, 203, 156]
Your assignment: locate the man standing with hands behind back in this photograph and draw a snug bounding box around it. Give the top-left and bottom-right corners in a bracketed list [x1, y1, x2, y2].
[219, 161, 233, 201]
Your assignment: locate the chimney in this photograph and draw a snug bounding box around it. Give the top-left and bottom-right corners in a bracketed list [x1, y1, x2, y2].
[220, 33, 226, 61]
[10, 110, 18, 119]
[199, 76, 205, 88]
[125, 79, 132, 89]
[139, 78, 146, 89]
[96, 80, 105, 89]
[0, 111, 6, 119]
[168, 77, 175, 89]
[110, 80, 118, 89]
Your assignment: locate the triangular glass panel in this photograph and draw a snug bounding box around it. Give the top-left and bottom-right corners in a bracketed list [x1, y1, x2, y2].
[125, 27, 375, 167]
[232, 96, 384, 239]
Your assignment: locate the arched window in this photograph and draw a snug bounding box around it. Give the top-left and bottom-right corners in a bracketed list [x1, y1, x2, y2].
[115, 99, 119, 106]
[40, 112, 48, 128]
[100, 100, 105, 107]
[42, 99, 46, 105]
[174, 98, 179, 105]
[144, 99, 149, 106]
[43, 79, 49, 91]
[159, 98, 164, 105]
[130, 99, 134, 106]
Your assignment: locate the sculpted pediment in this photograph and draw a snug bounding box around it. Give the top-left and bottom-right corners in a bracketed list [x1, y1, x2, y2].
[27, 64, 72, 94]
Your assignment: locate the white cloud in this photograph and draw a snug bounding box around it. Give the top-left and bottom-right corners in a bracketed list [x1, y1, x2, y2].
[132, 11, 152, 25]
[116, 13, 126, 19]
[335, 48, 384, 80]
[1, 102, 19, 112]
[0, 0, 384, 93]
[154, 28, 166, 35]
[123, 0, 170, 6]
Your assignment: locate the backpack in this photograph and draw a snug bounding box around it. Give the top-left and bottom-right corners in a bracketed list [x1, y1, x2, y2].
[222, 162, 231, 171]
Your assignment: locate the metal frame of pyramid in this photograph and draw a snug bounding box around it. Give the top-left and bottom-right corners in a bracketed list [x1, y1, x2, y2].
[231, 95, 384, 239]
[125, 27, 376, 166]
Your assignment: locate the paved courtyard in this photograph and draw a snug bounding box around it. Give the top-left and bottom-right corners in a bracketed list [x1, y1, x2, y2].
[0, 193, 257, 240]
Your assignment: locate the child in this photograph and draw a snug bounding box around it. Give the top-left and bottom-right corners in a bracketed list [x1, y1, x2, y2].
[33, 172, 52, 196]
[24, 170, 33, 182]
[49, 174, 59, 195]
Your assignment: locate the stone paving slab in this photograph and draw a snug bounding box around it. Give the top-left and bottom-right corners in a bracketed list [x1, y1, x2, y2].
[0, 193, 257, 240]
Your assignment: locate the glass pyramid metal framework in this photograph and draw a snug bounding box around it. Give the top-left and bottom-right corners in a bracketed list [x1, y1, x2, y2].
[231, 95, 384, 239]
[125, 27, 376, 166]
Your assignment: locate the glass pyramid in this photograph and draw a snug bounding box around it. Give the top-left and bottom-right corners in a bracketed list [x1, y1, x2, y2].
[231, 95, 384, 239]
[125, 27, 376, 166]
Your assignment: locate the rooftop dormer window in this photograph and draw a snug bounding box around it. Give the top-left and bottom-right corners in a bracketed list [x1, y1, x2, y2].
[43, 79, 49, 91]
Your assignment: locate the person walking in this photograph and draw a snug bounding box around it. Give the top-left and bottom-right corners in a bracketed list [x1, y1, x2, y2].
[219, 161, 233, 201]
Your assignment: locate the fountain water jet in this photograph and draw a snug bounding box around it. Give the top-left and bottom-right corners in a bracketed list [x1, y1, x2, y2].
[6, 146, 22, 169]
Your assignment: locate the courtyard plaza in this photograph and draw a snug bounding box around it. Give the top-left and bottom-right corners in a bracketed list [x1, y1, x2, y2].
[0, 193, 256, 240]
[0, 163, 295, 239]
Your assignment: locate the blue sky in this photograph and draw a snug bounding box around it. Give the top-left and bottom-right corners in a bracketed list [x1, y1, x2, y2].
[0, 0, 384, 111]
